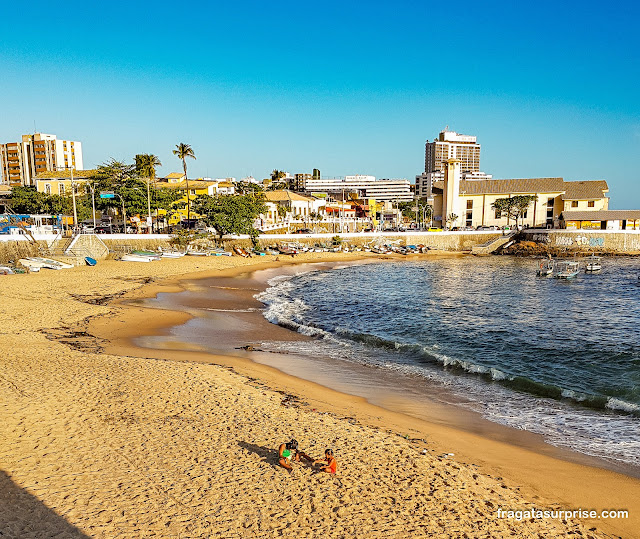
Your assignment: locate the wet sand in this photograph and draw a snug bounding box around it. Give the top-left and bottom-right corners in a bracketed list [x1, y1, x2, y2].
[1, 253, 638, 537]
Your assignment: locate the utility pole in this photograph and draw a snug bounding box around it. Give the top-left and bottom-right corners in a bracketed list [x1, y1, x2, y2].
[70, 166, 78, 234]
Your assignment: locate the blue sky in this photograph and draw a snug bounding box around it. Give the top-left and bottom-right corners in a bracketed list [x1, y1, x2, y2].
[1, 0, 639, 207]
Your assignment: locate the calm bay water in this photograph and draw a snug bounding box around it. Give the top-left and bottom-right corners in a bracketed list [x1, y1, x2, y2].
[256, 257, 640, 467]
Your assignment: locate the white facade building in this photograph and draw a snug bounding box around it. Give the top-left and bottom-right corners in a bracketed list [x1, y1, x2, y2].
[303, 175, 412, 201]
[416, 170, 492, 199]
[425, 129, 481, 174]
[0, 133, 83, 186]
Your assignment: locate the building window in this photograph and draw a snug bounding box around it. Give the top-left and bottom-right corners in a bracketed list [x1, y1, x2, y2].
[45, 184, 51, 195]
[466, 200, 472, 209]
[495, 209, 501, 219]
[571, 201, 578, 208]
[59, 184, 65, 195]
[588, 201, 595, 208]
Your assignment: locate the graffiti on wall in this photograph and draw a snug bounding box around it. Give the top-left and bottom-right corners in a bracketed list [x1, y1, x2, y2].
[532, 234, 550, 243]
[553, 235, 605, 247]
[555, 236, 573, 246]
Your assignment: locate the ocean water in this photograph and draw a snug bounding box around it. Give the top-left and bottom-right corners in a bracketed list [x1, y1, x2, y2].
[255, 257, 640, 467]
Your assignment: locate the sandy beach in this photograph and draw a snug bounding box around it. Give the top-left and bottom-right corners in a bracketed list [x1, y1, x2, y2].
[1, 253, 638, 538]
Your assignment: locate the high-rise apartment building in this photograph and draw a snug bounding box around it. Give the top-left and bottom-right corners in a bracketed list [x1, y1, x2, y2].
[425, 129, 480, 174]
[0, 133, 83, 187]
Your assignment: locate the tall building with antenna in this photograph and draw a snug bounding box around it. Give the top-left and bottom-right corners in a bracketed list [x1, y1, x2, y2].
[425, 128, 480, 174]
[0, 133, 83, 187]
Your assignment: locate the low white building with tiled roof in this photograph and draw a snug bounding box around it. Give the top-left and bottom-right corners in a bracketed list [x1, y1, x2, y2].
[262, 190, 326, 224]
[431, 158, 610, 228]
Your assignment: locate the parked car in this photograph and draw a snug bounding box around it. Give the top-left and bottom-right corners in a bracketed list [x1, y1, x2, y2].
[476, 225, 499, 230]
[95, 226, 112, 234]
[295, 228, 312, 234]
[428, 227, 443, 232]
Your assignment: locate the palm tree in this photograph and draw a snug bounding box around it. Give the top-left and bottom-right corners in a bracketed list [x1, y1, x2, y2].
[173, 143, 196, 225]
[135, 153, 162, 233]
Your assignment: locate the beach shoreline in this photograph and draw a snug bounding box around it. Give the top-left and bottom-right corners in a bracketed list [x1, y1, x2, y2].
[123, 260, 640, 479]
[1, 253, 637, 537]
[94, 254, 639, 537]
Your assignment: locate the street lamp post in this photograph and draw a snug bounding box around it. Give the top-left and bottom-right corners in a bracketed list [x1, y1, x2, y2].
[146, 177, 152, 234]
[87, 182, 97, 230]
[70, 167, 78, 234]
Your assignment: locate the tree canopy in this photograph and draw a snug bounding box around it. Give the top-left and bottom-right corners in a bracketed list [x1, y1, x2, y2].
[173, 143, 196, 221]
[135, 154, 162, 181]
[491, 195, 537, 226]
[9, 186, 91, 220]
[193, 194, 267, 240]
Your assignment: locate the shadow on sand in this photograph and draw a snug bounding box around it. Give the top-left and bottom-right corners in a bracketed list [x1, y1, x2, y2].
[238, 441, 320, 473]
[0, 469, 90, 538]
[238, 441, 282, 469]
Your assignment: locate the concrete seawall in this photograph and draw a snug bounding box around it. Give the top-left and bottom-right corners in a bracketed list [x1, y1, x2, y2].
[4, 229, 640, 263]
[521, 229, 640, 253]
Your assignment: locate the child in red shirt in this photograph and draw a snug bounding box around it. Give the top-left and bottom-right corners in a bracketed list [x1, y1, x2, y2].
[314, 449, 337, 474]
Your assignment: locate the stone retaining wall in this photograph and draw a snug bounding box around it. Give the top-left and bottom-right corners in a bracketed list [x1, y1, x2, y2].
[522, 229, 640, 253]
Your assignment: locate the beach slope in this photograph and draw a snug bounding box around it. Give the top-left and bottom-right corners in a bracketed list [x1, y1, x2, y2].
[0, 255, 634, 537]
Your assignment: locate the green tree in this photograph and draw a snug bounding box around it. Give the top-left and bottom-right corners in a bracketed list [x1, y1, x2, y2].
[492, 196, 537, 228]
[511, 195, 537, 227]
[135, 153, 162, 231]
[268, 170, 287, 191]
[446, 213, 459, 230]
[9, 186, 48, 214]
[491, 198, 514, 225]
[397, 201, 416, 219]
[173, 143, 196, 223]
[193, 194, 267, 241]
[94, 159, 135, 213]
[235, 181, 264, 195]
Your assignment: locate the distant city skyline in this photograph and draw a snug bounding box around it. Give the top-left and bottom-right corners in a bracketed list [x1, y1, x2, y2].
[1, 1, 638, 208]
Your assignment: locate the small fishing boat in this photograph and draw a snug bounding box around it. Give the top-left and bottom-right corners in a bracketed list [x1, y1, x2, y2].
[121, 253, 155, 262]
[277, 245, 296, 256]
[537, 258, 554, 276]
[163, 251, 187, 258]
[554, 260, 580, 279]
[0, 266, 15, 275]
[584, 255, 602, 272]
[85, 257, 97, 266]
[19, 257, 73, 270]
[185, 250, 207, 256]
[210, 248, 233, 256]
[233, 246, 251, 257]
[131, 250, 161, 261]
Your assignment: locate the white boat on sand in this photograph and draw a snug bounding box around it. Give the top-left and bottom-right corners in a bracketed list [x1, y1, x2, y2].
[19, 257, 73, 270]
[120, 253, 154, 262]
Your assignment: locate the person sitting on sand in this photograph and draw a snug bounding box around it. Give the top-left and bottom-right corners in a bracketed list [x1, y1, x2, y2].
[314, 448, 337, 474]
[278, 439, 313, 473]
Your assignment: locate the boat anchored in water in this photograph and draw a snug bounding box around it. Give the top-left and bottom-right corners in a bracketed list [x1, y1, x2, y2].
[584, 255, 602, 272]
[554, 260, 580, 279]
[537, 258, 554, 276]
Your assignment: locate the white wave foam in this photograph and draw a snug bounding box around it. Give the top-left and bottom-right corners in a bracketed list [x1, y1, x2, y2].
[205, 308, 259, 313]
[490, 368, 509, 381]
[606, 397, 640, 414]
